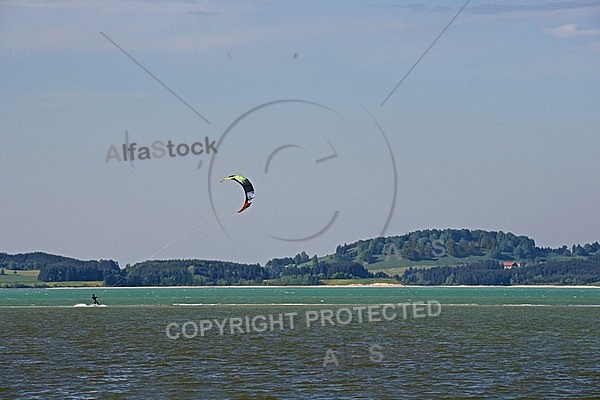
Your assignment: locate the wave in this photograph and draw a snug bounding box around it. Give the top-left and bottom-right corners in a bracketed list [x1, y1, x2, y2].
[73, 303, 107, 307]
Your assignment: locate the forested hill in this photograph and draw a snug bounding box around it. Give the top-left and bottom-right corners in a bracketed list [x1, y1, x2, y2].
[0, 252, 78, 270]
[264, 229, 600, 285]
[334, 229, 600, 267]
[0, 252, 119, 282]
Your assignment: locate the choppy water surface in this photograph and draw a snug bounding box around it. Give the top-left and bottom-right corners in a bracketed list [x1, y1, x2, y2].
[1, 287, 598, 399]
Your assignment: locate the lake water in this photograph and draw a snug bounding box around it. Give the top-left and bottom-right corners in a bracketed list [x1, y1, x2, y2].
[1, 287, 598, 398]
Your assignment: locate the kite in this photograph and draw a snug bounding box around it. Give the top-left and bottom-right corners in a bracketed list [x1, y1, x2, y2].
[219, 175, 255, 213]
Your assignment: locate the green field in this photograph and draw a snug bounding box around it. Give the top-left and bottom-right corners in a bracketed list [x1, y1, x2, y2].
[365, 254, 497, 270]
[0, 269, 40, 284]
[0, 269, 103, 288]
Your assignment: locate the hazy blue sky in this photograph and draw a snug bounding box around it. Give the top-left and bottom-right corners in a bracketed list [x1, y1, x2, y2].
[1, 0, 599, 266]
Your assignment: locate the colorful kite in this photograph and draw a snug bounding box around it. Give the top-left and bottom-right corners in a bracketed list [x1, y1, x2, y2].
[219, 175, 255, 213]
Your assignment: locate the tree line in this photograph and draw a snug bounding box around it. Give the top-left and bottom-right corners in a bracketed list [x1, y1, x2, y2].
[38, 260, 120, 282]
[402, 255, 600, 285]
[0, 252, 76, 270]
[104, 258, 380, 286]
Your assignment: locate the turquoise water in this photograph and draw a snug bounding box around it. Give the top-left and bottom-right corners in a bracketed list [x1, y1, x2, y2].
[1, 287, 599, 398]
[1, 286, 598, 307]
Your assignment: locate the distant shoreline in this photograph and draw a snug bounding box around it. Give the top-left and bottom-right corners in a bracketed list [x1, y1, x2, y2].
[36, 284, 600, 289]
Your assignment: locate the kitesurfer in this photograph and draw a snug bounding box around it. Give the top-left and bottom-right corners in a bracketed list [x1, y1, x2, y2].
[92, 293, 100, 305]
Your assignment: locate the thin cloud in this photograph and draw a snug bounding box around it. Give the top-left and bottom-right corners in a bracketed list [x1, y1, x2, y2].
[365, 0, 600, 17]
[468, 0, 600, 18]
[574, 41, 600, 51]
[187, 10, 219, 17]
[542, 24, 600, 38]
[382, 21, 415, 33]
[364, 3, 453, 13]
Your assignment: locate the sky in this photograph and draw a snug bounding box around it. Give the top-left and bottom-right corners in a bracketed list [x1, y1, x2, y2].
[1, 0, 599, 267]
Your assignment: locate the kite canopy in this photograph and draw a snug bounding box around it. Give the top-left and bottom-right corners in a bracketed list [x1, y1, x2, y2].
[219, 175, 255, 213]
